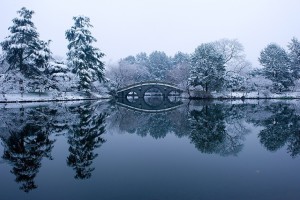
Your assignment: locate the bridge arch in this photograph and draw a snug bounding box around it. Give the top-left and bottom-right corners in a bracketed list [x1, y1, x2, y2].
[116, 81, 183, 112]
[116, 81, 183, 99]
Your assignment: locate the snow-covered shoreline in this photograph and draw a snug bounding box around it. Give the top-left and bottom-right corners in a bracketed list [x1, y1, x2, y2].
[184, 91, 300, 99]
[0, 92, 112, 103]
[1, 91, 300, 104]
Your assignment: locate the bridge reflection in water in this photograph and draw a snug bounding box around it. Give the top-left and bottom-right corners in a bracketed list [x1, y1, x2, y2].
[116, 81, 183, 112]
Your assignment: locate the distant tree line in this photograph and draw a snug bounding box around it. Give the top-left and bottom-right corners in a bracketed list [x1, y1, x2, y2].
[106, 39, 300, 96]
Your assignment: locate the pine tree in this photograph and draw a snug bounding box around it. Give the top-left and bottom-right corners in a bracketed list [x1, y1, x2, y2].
[0, 7, 51, 78]
[45, 59, 74, 91]
[288, 37, 300, 79]
[259, 43, 293, 92]
[224, 72, 246, 93]
[66, 16, 105, 92]
[135, 52, 149, 67]
[148, 51, 171, 80]
[190, 43, 225, 92]
[172, 51, 190, 66]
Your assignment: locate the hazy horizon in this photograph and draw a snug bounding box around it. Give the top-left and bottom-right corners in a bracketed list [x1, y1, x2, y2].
[1, 0, 300, 67]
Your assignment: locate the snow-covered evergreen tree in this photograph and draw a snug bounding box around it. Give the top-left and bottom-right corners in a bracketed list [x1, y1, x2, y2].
[224, 72, 246, 92]
[0, 7, 51, 78]
[135, 52, 149, 67]
[45, 58, 77, 91]
[190, 43, 226, 92]
[171, 51, 190, 66]
[66, 16, 105, 92]
[148, 51, 171, 80]
[259, 43, 293, 92]
[122, 55, 136, 64]
[288, 37, 300, 80]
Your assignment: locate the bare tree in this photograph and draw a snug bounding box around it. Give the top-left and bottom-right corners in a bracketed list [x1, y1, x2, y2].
[213, 39, 252, 75]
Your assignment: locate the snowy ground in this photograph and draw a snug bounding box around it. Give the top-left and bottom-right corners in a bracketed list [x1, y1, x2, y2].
[212, 91, 300, 99]
[183, 89, 300, 99]
[1, 90, 300, 104]
[0, 91, 111, 103]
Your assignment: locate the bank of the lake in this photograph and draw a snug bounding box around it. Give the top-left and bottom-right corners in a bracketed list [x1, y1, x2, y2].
[2, 90, 300, 104]
[0, 92, 112, 103]
[186, 90, 300, 100]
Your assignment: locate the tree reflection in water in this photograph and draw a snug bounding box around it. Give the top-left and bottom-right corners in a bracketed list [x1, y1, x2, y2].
[111, 105, 191, 139]
[2, 107, 55, 192]
[1, 100, 300, 193]
[256, 103, 300, 157]
[67, 103, 106, 179]
[112, 100, 300, 157]
[0, 102, 108, 192]
[188, 103, 248, 156]
[189, 105, 227, 154]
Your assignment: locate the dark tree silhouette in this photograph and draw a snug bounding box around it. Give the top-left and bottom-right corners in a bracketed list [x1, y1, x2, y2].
[67, 104, 106, 179]
[2, 108, 55, 192]
[258, 103, 300, 157]
[189, 104, 245, 156]
[189, 105, 226, 154]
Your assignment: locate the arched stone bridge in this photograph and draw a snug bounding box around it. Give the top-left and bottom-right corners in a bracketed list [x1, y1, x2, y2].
[116, 81, 183, 99]
[116, 81, 183, 112]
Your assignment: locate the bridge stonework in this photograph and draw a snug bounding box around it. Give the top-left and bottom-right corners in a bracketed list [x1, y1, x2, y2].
[116, 81, 183, 112]
[116, 81, 183, 99]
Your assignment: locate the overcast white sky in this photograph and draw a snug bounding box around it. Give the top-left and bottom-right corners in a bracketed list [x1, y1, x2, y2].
[0, 0, 300, 67]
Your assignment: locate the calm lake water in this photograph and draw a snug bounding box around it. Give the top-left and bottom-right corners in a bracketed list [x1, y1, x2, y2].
[0, 99, 300, 200]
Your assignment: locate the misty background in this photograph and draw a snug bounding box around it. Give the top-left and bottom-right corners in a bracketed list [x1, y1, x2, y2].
[0, 0, 300, 67]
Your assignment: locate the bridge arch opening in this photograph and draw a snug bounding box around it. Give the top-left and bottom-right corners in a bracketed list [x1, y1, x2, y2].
[167, 90, 181, 103]
[144, 87, 163, 96]
[126, 91, 139, 103]
[168, 90, 181, 96]
[143, 87, 164, 107]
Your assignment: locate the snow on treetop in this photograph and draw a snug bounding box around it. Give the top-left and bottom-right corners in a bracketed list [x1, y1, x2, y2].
[36, 50, 48, 57]
[15, 24, 36, 32]
[10, 44, 28, 49]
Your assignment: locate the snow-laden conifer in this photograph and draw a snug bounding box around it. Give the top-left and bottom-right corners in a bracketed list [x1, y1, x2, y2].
[1, 7, 51, 78]
[259, 43, 293, 92]
[148, 51, 171, 80]
[66, 16, 105, 92]
[189, 43, 226, 92]
[288, 37, 300, 80]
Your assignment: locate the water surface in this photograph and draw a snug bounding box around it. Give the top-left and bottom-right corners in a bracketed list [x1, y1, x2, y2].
[0, 100, 300, 200]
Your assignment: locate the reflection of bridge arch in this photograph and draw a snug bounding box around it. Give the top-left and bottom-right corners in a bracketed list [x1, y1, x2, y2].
[116, 81, 183, 112]
[116, 97, 183, 113]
